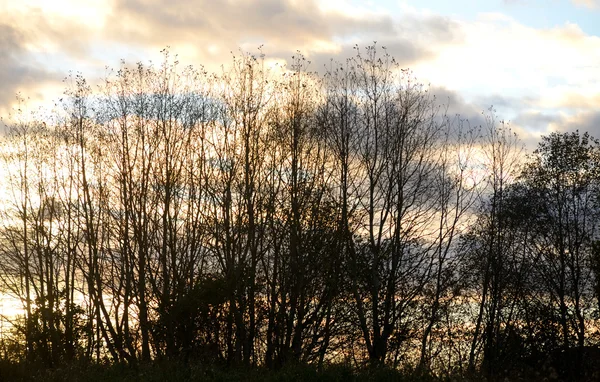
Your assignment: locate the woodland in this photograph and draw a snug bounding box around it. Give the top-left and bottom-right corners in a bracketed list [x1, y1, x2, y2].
[1, 46, 599, 381]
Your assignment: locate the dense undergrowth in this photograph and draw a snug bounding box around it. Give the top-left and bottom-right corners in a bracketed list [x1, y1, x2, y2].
[0, 361, 446, 382]
[0, 359, 571, 382]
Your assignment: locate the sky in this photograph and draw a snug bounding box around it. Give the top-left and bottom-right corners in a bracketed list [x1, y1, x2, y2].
[1, 0, 600, 148]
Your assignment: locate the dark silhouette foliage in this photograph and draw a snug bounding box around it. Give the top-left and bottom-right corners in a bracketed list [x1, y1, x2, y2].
[1, 48, 599, 381]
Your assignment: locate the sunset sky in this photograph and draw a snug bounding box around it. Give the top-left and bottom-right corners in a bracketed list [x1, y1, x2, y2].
[1, 0, 599, 147]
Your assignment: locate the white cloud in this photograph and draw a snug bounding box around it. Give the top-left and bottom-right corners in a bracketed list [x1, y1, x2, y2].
[571, 0, 599, 9]
[411, 13, 600, 129]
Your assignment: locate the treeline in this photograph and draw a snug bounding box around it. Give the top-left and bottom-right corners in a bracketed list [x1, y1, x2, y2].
[1, 46, 599, 380]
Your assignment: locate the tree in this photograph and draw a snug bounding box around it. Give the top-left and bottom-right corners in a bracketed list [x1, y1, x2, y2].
[320, 45, 475, 367]
[465, 111, 523, 377]
[520, 132, 600, 379]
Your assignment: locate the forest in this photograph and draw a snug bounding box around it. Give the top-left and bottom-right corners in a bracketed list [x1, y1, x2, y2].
[0, 46, 599, 381]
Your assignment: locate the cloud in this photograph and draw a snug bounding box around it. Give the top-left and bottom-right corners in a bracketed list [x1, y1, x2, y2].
[548, 111, 600, 138]
[413, 15, 600, 96]
[408, 12, 600, 144]
[107, 0, 393, 58]
[429, 87, 487, 126]
[0, 0, 466, 115]
[571, 0, 599, 9]
[505, 109, 600, 150]
[0, 1, 118, 115]
[104, 0, 463, 69]
[0, 0, 598, 153]
[111, 0, 394, 43]
[0, 22, 59, 115]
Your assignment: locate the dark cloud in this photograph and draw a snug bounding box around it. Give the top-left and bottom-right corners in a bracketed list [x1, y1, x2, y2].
[477, 94, 536, 111]
[111, 0, 395, 46]
[0, 23, 57, 112]
[429, 89, 550, 150]
[429, 87, 488, 129]
[552, 111, 600, 138]
[261, 9, 462, 75]
[107, 0, 462, 70]
[511, 111, 560, 148]
[281, 39, 429, 75]
[0, 0, 466, 115]
[513, 111, 559, 129]
[403, 12, 463, 44]
[510, 110, 600, 149]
